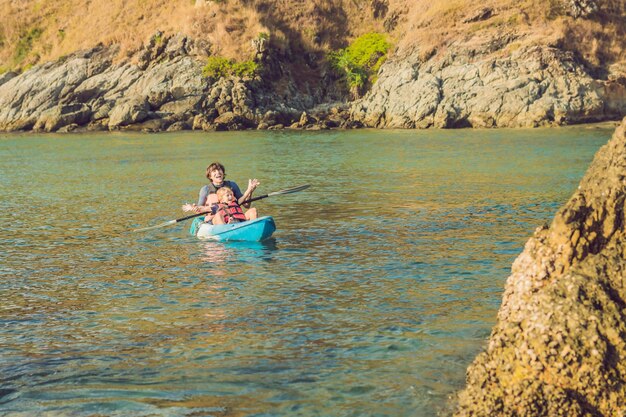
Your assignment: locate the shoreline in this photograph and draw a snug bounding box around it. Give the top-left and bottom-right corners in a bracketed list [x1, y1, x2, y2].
[0, 119, 621, 136]
[1, 35, 624, 135]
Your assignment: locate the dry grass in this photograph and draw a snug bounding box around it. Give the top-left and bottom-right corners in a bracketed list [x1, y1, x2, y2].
[0, 0, 194, 69]
[0, 0, 623, 76]
[389, 0, 625, 76]
[187, 1, 270, 59]
[560, 1, 626, 73]
[396, 0, 542, 56]
[0, 0, 383, 71]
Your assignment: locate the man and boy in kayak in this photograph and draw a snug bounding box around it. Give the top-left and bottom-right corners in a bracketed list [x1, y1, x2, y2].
[181, 162, 259, 224]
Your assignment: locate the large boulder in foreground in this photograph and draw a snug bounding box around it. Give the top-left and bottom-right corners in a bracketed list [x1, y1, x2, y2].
[455, 117, 626, 415]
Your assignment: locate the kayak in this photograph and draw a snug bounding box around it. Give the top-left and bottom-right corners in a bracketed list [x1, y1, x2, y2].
[189, 216, 276, 241]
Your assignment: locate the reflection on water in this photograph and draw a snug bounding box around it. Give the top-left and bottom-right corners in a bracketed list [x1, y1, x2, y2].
[198, 239, 278, 265]
[0, 126, 612, 416]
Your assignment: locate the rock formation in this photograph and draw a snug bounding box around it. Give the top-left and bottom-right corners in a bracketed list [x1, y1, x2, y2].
[565, 0, 599, 18]
[351, 42, 626, 128]
[0, 2, 624, 132]
[0, 33, 348, 133]
[455, 116, 626, 416]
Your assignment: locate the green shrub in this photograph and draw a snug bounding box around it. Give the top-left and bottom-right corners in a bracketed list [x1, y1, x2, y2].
[202, 56, 259, 79]
[203, 56, 231, 79]
[231, 60, 259, 77]
[328, 32, 390, 95]
[13, 27, 43, 65]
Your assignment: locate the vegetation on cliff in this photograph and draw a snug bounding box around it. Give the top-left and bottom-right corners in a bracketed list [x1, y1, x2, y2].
[328, 32, 390, 97]
[0, 0, 384, 72]
[202, 56, 259, 80]
[0, 0, 624, 132]
[1, 0, 623, 78]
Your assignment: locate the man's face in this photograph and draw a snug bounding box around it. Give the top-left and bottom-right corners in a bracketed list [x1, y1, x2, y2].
[209, 168, 224, 184]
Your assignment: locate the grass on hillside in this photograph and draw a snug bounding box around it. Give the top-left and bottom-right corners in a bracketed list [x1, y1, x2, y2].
[0, 0, 623, 80]
[0, 0, 384, 73]
[398, 0, 626, 75]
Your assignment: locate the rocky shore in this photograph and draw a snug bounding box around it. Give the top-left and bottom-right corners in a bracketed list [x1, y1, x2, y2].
[0, 34, 353, 133]
[0, 28, 624, 133]
[353, 43, 626, 128]
[455, 116, 626, 416]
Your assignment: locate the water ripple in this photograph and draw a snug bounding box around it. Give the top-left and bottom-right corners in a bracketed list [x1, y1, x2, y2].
[0, 127, 611, 416]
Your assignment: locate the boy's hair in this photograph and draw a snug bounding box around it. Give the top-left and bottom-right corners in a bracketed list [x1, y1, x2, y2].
[216, 186, 233, 201]
[206, 162, 226, 179]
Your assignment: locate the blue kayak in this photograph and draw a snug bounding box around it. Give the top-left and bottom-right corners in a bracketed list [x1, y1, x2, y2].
[189, 216, 276, 241]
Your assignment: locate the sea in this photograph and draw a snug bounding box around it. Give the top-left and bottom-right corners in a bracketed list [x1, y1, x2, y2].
[0, 125, 614, 416]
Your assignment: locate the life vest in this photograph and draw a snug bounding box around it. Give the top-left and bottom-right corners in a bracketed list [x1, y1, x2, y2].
[217, 201, 247, 223]
[206, 181, 236, 194]
[203, 181, 237, 208]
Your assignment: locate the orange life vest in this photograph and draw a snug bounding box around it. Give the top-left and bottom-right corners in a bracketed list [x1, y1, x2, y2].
[217, 201, 247, 223]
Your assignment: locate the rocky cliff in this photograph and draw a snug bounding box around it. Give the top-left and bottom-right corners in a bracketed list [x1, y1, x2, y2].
[0, 0, 624, 132]
[2, 35, 622, 133]
[348, 0, 626, 128]
[351, 43, 626, 128]
[455, 116, 626, 415]
[0, 34, 350, 133]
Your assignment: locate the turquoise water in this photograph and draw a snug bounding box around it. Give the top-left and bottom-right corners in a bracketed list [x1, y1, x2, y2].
[0, 126, 613, 416]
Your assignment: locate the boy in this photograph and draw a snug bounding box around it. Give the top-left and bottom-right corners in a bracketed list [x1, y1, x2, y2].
[211, 186, 258, 225]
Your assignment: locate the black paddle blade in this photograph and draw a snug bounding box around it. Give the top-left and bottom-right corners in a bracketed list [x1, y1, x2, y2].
[269, 184, 310, 196]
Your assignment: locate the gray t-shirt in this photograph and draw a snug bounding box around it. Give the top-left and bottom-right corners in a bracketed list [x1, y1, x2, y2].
[197, 180, 243, 206]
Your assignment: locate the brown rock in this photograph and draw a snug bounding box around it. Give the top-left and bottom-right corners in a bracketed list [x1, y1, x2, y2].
[213, 111, 255, 131]
[108, 100, 149, 127]
[371, 0, 388, 19]
[33, 104, 92, 132]
[462, 7, 494, 24]
[166, 121, 189, 131]
[455, 117, 626, 416]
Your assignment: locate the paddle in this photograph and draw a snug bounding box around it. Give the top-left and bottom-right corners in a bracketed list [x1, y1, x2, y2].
[132, 184, 310, 232]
